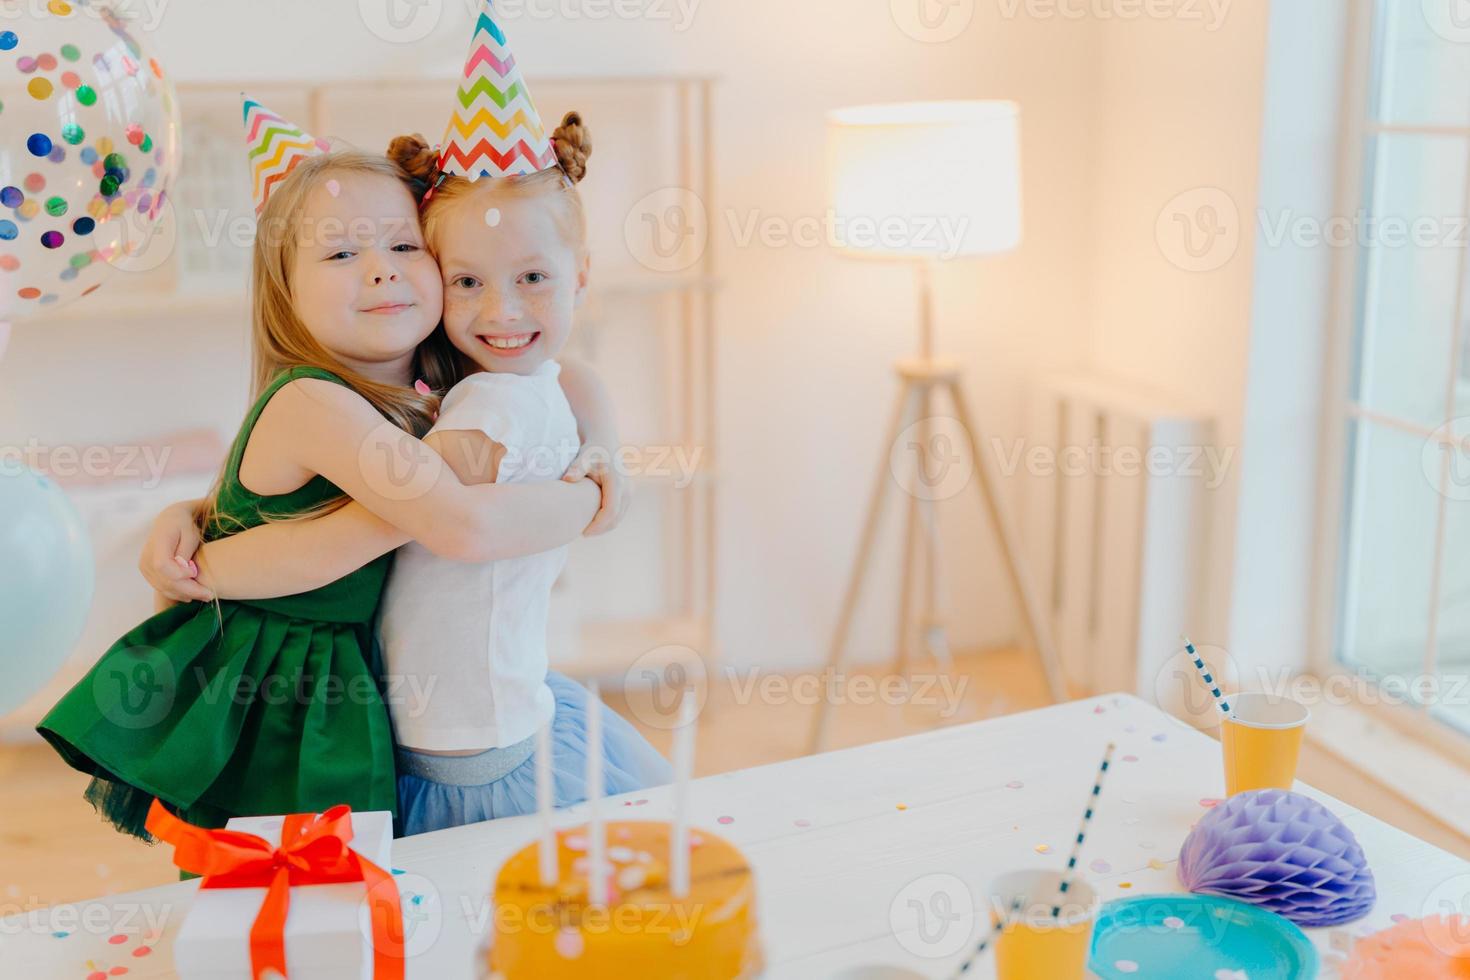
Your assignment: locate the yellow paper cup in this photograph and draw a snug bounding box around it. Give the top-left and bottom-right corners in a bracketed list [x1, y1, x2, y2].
[989, 869, 1098, 980]
[1221, 692, 1309, 796]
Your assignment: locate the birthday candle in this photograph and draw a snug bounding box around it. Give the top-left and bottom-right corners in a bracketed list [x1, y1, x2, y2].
[671, 689, 697, 898]
[587, 681, 608, 905]
[536, 719, 556, 887]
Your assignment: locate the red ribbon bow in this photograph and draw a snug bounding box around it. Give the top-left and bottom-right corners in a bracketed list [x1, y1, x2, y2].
[145, 799, 404, 980]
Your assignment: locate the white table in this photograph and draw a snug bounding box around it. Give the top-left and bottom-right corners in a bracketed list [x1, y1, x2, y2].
[3, 694, 1464, 978]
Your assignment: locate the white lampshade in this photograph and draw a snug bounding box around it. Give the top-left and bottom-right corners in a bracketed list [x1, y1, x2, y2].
[826, 100, 1022, 260]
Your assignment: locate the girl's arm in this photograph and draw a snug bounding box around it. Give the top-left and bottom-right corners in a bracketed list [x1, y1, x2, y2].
[139, 496, 213, 603]
[558, 357, 629, 536]
[193, 426, 591, 599]
[157, 378, 600, 600]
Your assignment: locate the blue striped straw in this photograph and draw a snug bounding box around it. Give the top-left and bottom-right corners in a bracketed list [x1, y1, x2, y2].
[950, 896, 1023, 977]
[1051, 742, 1115, 917]
[1181, 634, 1231, 716]
[949, 744, 1116, 977]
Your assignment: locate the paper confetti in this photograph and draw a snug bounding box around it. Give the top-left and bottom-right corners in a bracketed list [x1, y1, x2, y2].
[1034, 844, 1051, 854]
[1152, 733, 1167, 742]
[554, 929, 584, 959]
[1148, 858, 1168, 871]
[794, 819, 811, 828]
[1199, 798, 1222, 808]
[717, 815, 734, 824]
[1115, 960, 1139, 973]
[1122, 754, 1139, 763]
[1089, 859, 1111, 874]
[1005, 780, 1024, 790]
[1163, 916, 1185, 929]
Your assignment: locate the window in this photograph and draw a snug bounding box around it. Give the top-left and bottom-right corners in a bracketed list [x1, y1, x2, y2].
[1334, 0, 1470, 732]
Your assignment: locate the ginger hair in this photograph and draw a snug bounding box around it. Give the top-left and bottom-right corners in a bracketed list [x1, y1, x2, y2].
[386, 111, 592, 257]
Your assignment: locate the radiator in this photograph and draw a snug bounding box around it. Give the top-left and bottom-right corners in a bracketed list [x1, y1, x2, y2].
[1021, 374, 1217, 699]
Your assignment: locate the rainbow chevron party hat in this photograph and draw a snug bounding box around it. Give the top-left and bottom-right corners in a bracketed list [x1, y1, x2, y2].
[243, 96, 331, 214]
[438, 0, 557, 180]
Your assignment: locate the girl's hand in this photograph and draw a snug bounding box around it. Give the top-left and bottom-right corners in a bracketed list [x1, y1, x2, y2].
[563, 446, 628, 536]
[138, 499, 213, 604]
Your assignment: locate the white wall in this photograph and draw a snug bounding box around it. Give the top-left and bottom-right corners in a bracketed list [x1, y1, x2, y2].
[0, 0, 1100, 676]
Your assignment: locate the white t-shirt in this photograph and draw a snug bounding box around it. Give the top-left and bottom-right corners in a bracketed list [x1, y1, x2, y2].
[377, 361, 580, 752]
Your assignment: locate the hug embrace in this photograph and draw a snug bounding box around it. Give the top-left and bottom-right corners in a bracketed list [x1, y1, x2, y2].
[36, 1, 671, 842]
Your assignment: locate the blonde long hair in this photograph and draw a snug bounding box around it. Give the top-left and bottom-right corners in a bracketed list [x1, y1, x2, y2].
[197, 151, 462, 539]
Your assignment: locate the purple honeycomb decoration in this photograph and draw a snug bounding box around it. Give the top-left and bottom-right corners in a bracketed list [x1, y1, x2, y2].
[1178, 789, 1376, 927]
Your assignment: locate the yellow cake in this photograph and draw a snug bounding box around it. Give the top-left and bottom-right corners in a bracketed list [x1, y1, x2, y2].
[483, 821, 762, 979]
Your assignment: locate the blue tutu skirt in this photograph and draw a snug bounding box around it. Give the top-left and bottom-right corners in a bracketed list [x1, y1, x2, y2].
[395, 672, 672, 837]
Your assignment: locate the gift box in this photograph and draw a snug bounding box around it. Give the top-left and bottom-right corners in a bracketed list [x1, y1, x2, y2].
[146, 801, 403, 980]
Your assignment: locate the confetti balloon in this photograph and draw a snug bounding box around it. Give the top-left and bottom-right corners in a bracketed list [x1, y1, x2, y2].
[0, 461, 94, 718]
[0, 0, 180, 324]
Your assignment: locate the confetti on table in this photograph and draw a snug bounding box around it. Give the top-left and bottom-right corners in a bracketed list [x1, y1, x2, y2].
[1034, 844, 1051, 854]
[131, 947, 152, 958]
[717, 815, 734, 824]
[392, 868, 405, 875]
[794, 819, 811, 828]
[1115, 960, 1139, 973]
[634, 799, 649, 806]
[1199, 798, 1222, 808]
[51, 931, 69, 938]
[895, 804, 907, 811]
[1122, 754, 1139, 763]
[1093, 705, 1106, 714]
[1089, 859, 1111, 873]
[1118, 882, 1132, 889]
[1148, 858, 1168, 871]
[1163, 916, 1185, 929]
[108, 935, 127, 945]
[1390, 913, 1408, 923]
[1005, 780, 1024, 789]
[1152, 733, 1167, 742]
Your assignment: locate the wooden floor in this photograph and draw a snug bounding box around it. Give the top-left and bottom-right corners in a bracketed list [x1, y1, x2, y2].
[3, 648, 1467, 914]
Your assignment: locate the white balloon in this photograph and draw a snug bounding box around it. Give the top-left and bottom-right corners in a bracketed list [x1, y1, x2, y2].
[0, 463, 94, 718]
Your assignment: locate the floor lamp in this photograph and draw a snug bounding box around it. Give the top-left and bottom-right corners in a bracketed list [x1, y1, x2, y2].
[809, 101, 1068, 754]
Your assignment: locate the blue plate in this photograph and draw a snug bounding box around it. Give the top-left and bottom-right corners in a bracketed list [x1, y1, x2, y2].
[1089, 895, 1320, 979]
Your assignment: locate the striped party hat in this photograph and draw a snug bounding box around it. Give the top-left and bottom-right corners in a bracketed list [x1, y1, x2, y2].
[243, 96, 331, 214]
[438, 0, 557, 181]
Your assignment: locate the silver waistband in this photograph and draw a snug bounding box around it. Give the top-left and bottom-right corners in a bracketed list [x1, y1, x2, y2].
[395, 733, 538, 787]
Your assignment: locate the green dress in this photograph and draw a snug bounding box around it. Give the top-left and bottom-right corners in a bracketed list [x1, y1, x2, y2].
[38, 366, 398, 839]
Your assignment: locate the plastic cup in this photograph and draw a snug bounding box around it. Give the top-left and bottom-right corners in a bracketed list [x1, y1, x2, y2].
[989, 869, 1098, 980]
[1221, 692, 1309, 796]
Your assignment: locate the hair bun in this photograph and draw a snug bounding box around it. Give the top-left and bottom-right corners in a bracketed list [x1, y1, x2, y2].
[387, 133, 439, 198]
[551, 111, 592, 184]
